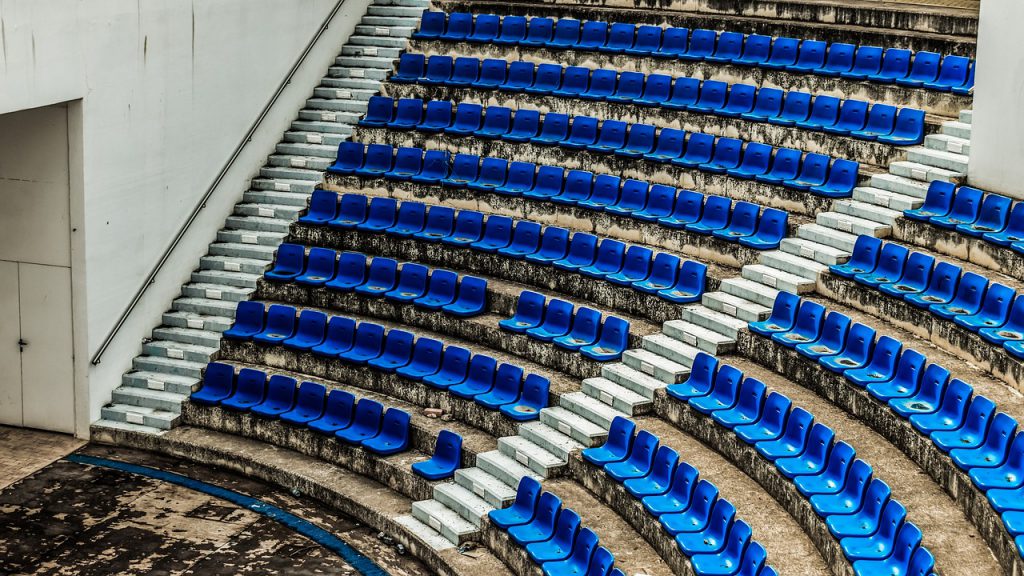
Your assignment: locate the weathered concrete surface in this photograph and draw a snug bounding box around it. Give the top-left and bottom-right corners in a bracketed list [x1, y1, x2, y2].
[0, 444, 432, 576]
[448, 0, 978, 47]
[345, 128, 855, 217]
[893, 218, 1024, 285]
[89, 425, 513, 576]
[739, 332, 1017, 576]
[404, 40, 970, 118]
[817, 273, 1024, 393]
[0, 425, 85, 490]
[288, 222, 727, 325]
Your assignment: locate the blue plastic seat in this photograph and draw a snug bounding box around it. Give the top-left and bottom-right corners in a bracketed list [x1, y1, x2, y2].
[552, 67, 590, 98]
[526, 299, 574, 341]
[282, 310, 327, 351]
[689, 80, 728, 113]
[221, 368, 267, 412]
[810, 459, 872, 516]
[423, 346, 472, 390]
[663, 77, 700, 110]
[579, 238, 625, 278]
[929, 271, 987, 319]
[795, 95, 840, 130]
[476, 363, 526, 410]
[771, 300, 826, 347]
[925, 55, 972, 91]
[749, 291, 800, 336]
[957, 193, 1013, 237]
[794, 441, 856, 497]
[909, 378, 973, 434]
[700, 138, 744, 174]
[500, 373, 549, 420]
[525, 166, 566, 200]
[438, 12, 472, 41]
[489, 476, 542, 528]
[680, 28, 716, 61]
[388, 98, 424, 130]
[738, 208, 787, 250]
[896, 51, 941, 87]
[500, 291, 548, 334]
[497, 221, 542, 259]
[252, 304, 297, 344]
[606, 245, 652, 285]
[827, 478, 891, 538]
[578, 69, 616, 100]
[468, 157, 509, 191]
[554, 233, 598, 272]
[643, 461, 698, 516]
[703, 31, 742, 63]
[414, 101, 452, 133]
[686, 195, 731, 234]
[660, 479, 718, 535]
[754, 407, 814, 461]
[353, 257, 398, 296]
[735, 391, 792, 444]
[251, 374, 297, 419]
[616, 124, 657, 158]
[666, 352, 718, 400]
[329, 141, 366, 175]
[547, 18, 581, 48]
[384, 147, 424, 181]
[299, 189, 339, 225]
[412, 430, 462, 480]
[414, 12, 445, 39]
[866, 349, 929, 401]
[360, 96, 394, 127]
[951, 61, 975, 95]
[598, 22, 634, 53]
[605, 72, 644, 104]
[677, 498, 736, 556]
[855, 242, 909, 287]
[849, 104, 897, 141]
[783, 153, 830, 191]
[337, 322, 386, 364]
[576, 20, 609, 50]
[494, 16, 527, 46]
[930, 185, 984, 229]
[819, 322, 876, 373]
[842, 46, 884, 80]
[658, 189, 703, 228]
[363, 408, 411, 455]
[888, 361, 949, 417]
[740, 87, 784, 122]
[659, 260, 707, 303]
[474, 107, 512, 139]
[308, 389, 356, 435]
[467, 14, 500, 44]
[580, 316, 630, 361]
[525, 63, 564, 95]
[501, 61, 534, 92]
[876, 108, 926, 145]
[852, 527, 932, 576]
[444, 102, 481, 136]
[600, 178, 645, 216]
[932, 395, 997, 452]
[388, 201, 428, 236]
[643, 128, 686, 163]
[904, 181, 956, 221]
[788, 40, 827, 72]
[392, 53, 425, 83]
[690, 364, 744, 414]
[448, 354, 497, 399]
[413, 207, 455, 243]
[575, 174, 620, 210]
[443, 276, 487, 317]
[503, 110, 541, 143]
[540, 528, 599, 576]
[193, 363, 236, 406]
[421, 55, 454, 85]
[869, 48, 912, 83]
[411, 150, 450, 184]
[583, 416, 636, 465]
[820, 43, 856, 76]
[446, 57, 480, 87]
[439, 153, 481, 189]
[265, 243, 305, 282]
[382, 263, 428, 303]
[495, 161, 537, 196]
[520, 16, 554, 47]
[396, 337, 445, 381]
[878, 252, 934, 298]
[732, 34, 770, 66]
[712, 377, 766, 429]
[562, 116, 599, 150]
[625, 445, 679, 498]
[768, 92, 812, 127]
[552, 170, 595, 205]
[969, 431, 1024, 490]
[367, 329, 415, 373]
[335, 399, 384, 444]
[981, 294, 1024, 346]
[224, 301, 266, 340]
[950, 411, 1017, 471]
[588, 120, 629, 153]
[716, 85, 756, 118]
[622, 24, 661, 55]
[955, 281, 1015, 332]
[441, 210, 484, 247]
[841, 501, 907, 560]
[531, 113, 570, 145]
[983, 202, 1024, 246]
[796, 311, 851, 360]
[755, 147, 802, 185]
[673, 133, 715, 168]
[509, 492, 560, 545]
[324, 252, 367, 293]
[526, 508, 581, 563]
[763, 37, 800, 69]
[904, 261, 961, 309]
[311, 316, 356, 357]
[810, 158, 859, 198]
[845, 335, 902, 387]
[605, 429, 658, 482]
[526, 227, 571, 265]
[822, 100, 869, 135]
[830, 235, 881, 278]
[354, 196, 397, 232]
[472, 59, 508, 89]
[634, 252, 681, 293]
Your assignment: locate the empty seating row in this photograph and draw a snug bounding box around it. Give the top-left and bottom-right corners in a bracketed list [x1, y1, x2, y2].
[489, 476, 627, 576]
[411, 429, 463, 480]
[265, 244, 487, 317]
[379, 66, 926, 145]
[223, 302, 550, 420]
[659, 353, 933, 571]
[193, 362, 411, 455]
[906, 181, 1024, 254]
[392, 55, 927, 152]
[324, 146, 790, 248]
[499, 291, 630, 362]
[412, 12, 974, 94]
[830, 236, 1024, 355]
[582, 421, 778, 576]
[299, 191, 712, 304]
[753, 293, 1024, 552]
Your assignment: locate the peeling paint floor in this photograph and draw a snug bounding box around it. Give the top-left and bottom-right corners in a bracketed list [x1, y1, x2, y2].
[0, 425, 86, 491]
[0, 443, 434, 576]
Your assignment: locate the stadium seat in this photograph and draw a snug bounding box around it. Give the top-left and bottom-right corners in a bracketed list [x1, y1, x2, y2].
[392, 53, 425, 83]
[741, 87, 784, 122]
[367, 329, 414, 372]
[819, 322, 876, 373]
[421, 55, 454, 85]
[626, 25, 663, 56]
[852, 529, 933, 576]
[784, 153, 831, 191]
[842, 46, 884, 80]
[353, 257, 397, 296]
[931, 395, 997, 452]
[385, 148, 424, 181]
[876, 108, 926, 145]
[414, 12, 445, 39]
[192, 363, 236, 405]
[606, 245, 652, 285]
[526, 508, 581, 563]
[605, 429, 658, 482]
[850, 104, 897, 141]
[308, 389, 356, 435]
[423, 346, 472, 390]
[549, 18, 582, 49]
[904, 181, 956, 221]
[826, 479, 891, 537]
[823, 100, 869, 135]
[282, 310, 327, 351]
[878, 252, 934, 298]
[625, 446, 679, 498]
[396, 337, 444, 380]
[337, 322, 386, 364]
[475, 364, 525, 410]
[795, 311, 851, 360]
[700, 138, 744, 174]
[749, 291, 800, 336]
[795, 441, 856, 497]
[687, 195, 731, 234]
[552, 170, 595, 205]
[795, 96, 840, 130]
[869, 48, 912, 83]
[411, 150, 450, 183]
[363, 408, 410, 455]
[526, 299, 574, 341]
[659, 260, 707, 303]
[500, 374, 549, 420]
[888, 364, 949, 418]
[496, 161, 537, 195]
[617, 124, 657, 157]
[929, 271, 987, 319]
[718, 84, 757, 117]
[581, 316, 630, 361]
[690, 364, 743, 414]
[755, 148, 802, 184]
[448, 58, 480, 87]
[469, 215, 514, 252]
[809, 459, 872, 516]
[335, 399, 384, 444]
[542, 529, 600, 576]
[958, 193, 1013, 237]
[311, 316, 356, 357]
[771, 300, 826, 347]
[580, 239, 626, 278]
[494, 16, 527, 46]
[949, 411, 1017, 470]
[821, 43, 856, 76]
[855, 242, 908, 287]
[526, 227, 571, 264]
[361, 96, 394, 127]
[667, 352, 718, 400]
[968, 431, 1024, 490]
[865, 349, 931, 400]
[489, 476, 542, 528]
[845, 336, 902, 387]
[755, 407, 814, 461]
[909, 378, 972, 435]
[509, 492, 561, 545]
[469, 157, 509, 191]
[467, 14, 500, 43]
[324, 252, 367, 292]
[280, 381, 327, 426]
[660, 479, 718, 535]
[442, 210, 484, 247]
[712, 377, 767, 429]
[673, 133, 715, 168]
[265, 243, 305, 282]
[707, 31, 744, 63]
[735, 391, 792, 444]
[414, 101, 452, 131]
[563, 116, 599, 149]
[768, 92, 812, 127]
[643, 460, 699, 516]
[763, 37, 800, 69]
[498, 221, 542, 258]
[931, 185, 984, 228]
[904, 261, 961, 308]
[681, 29, 716, 61]
[444, 276, 487, 317]
[738, 208, 788, 250]
[896, 51, 941, 87]
[253, 304, 297, 344]
[224, 301, 267, 340]
[603, 179, 647, 216]
[388, 98, 423, 129]
[789, 40, 827, 72]
[830, 235, 882, 278]
[251, 374, 297, 418]
[221, 369, 267, 412]
[525, 63, 563, 95]
[583, 416, 636, 465]
[663, 77, 700, 110]
[955, 282, 1015, 331]
[633, 252, 681, 293]
[735, 35, 772, 66]
[841, 503, 908, 560]
[415, 207, 456, 242]
[412, 430, 462, 480]
[553, 233, 598, 271]
[553, 67, 590, 98]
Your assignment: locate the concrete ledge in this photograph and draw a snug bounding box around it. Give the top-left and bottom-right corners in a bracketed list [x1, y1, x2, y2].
[403, 39, 970, 117]
[288, 222, 725, 324]
[479, 522, 544, 576]
[438, 0, 978, 49]
[738, 331, 1024, 576]
[88, 424, 515, 576]
[817, 273, 1024, 393]
[892, 218, 1024, 285]
[343, 128, 850, 217]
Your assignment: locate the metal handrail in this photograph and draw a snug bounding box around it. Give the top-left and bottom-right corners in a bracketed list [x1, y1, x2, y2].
[90, 0, 349, 365]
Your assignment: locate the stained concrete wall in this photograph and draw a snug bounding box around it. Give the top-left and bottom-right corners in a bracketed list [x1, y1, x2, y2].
[968, 0, 1024, 199]
[0, 0, 370, 437]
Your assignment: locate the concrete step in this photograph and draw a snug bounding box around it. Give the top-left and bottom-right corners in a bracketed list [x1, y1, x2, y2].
[454, 467, 518, 508]
[582, 376, 651, 414]
[111, 386, 187, 413]
[662, 319, 736, 354]
[326, 65, 389, 81]
[244, 187, 314, 206]
[297, 108, 361, 125]
[925, 133, 971, 156]
[852, 186, 924, 212]
[741, 264, 815, 294]
[622, 347, 690, 383]
[718, 277, 780, 308]
[216, 228, 287, 247]
[162, 310, 233, 333]
[759, 250, 830, 280]
[290, 119, 356, 137]
[283, 130, 348, 148]
[558, 391, 627, 429]
[258, 165, 325, 183]
[940, 120, 972, 140]
[475, 450, 542, 488]
[142, 340, 219, 364]
[394, 515, 454, 552]
[600, 362, 668, 399]
[701, 291, 771, 322]
[640, 332, 703, 367]
[354, 24, 416, 39]
[518, 421, 584, 461]
[151, 326, 222, 349]
[365, 5, 424, 18]
[100, 404, 180, 430]
[345, 34, 408, 49]
[539, 405, 608, 447]
[208, 241, 279, 261]
[870, 173, 931, 199]
[907, 147, 970, 173]
[496, 436, 565, 477]
[959, 110, 973, 125]
[191, 269, 261, 290]
[91, 418, 165, 437]
[778, 237, 849, 267]
[180, 282, 253, 303]
[797, 223, 860, 253]
[132, 355, 206, 379]
[304, 98, 368, 115]
[233, 202, 302, 221]
[371, 0, 430, 7]
[340, 44, 403, 60]
[889, 160, 963, 183]
[276, 140, 340, 159]
[834, 200, 904, 226]
[266, 154, 333, 172]
[171, 297, 240, 318]
[816, 211, 892, 238]
[334, 55, 396, 70]
[410, 500, 478, 545]
[224, 214, 292, 234]
[122, 370, 200, 396]
[200, 254, 272, 276]
[680, 305, 749, 339]
[432, 483, 492, 526]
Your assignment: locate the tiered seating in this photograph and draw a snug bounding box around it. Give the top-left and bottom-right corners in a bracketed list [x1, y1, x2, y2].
[582, 421, 779, 575]
[829, 236, 1024, 357]
[265, 244, 487, 316]
[906, 181, 1024, 252]
[327, 146, 791, 247]
[489, 477, 628, 576]
[192, 362, 412, 455]
[658, 350, 938, 570]
[412, 429, 464, 480]
[411, 12, 975, 94]
[753, 293, 1024, 552]
[298, 192, 711, 304]
[389, 55, 924, 147]
[499, 291, 631, 361]
[221, 303, 550, 420]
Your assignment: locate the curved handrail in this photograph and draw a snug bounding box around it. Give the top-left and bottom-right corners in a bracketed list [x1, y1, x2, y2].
[91, 0, 350, 365]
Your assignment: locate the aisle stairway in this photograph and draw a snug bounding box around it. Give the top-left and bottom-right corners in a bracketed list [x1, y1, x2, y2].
[91, 0, 429, 436]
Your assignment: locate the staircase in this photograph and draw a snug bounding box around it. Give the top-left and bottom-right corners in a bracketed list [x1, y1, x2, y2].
[92, 0, 428, 436]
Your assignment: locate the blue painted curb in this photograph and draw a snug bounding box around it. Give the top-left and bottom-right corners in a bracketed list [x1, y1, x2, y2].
[66, 453, 390, 576]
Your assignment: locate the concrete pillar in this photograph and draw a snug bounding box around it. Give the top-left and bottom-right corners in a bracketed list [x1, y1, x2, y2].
[968, 0, 1024, 199]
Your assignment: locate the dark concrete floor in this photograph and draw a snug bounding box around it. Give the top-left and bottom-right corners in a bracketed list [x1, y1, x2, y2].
[0, 444, 434, 576]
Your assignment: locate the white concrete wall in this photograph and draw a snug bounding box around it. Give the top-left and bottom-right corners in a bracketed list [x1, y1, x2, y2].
[0, 0, 371, 436]
[968, 0, 1024, 199]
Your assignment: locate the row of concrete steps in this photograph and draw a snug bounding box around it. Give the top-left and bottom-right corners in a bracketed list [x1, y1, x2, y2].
[91, 0, 424, 436]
